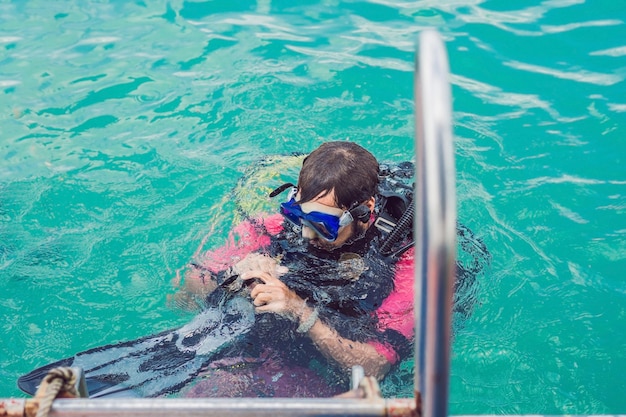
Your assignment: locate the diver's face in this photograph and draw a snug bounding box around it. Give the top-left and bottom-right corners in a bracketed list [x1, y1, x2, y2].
[298, 189, 371, 251]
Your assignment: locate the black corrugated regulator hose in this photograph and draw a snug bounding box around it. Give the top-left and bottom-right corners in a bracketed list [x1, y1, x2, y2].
[379, 199, 414, 256]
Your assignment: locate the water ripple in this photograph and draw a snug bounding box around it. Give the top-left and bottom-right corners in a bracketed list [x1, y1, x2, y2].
[590, 45, 626, 57]
[503, 60, 623, 86]
[76, 36, 122, 45]
[452, 74, 561, 117]
[541, 19, 623, 34]
[285, 45, 412, 71]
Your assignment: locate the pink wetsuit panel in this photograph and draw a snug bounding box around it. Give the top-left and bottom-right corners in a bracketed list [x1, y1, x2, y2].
[198, 214, 284, 273]
[371, 248, 415, 364]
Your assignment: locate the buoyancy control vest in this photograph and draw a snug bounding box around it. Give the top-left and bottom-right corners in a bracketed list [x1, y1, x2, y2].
[267, 159, 490, 324]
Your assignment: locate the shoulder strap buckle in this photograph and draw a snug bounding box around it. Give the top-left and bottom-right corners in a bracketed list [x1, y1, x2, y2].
[374, 216, 397, 234]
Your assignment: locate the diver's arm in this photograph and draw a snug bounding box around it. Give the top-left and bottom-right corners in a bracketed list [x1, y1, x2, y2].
[169, 263, 219, 311]
[301, 305, 391, 380]
[242, 270, 391, 380]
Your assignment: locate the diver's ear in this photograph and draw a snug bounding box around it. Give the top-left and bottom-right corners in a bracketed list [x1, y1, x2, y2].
[365, 197, 375, 212]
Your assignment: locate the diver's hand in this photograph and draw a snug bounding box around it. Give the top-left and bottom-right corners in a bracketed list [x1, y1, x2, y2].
[241, 271, 303, 321]
[232, 253, 288, 278]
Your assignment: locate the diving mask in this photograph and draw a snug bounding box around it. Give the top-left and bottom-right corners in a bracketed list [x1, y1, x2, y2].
[279, 187, 354, 242]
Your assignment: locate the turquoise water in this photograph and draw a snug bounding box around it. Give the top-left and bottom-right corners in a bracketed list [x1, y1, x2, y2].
[1, 0, 625, 413]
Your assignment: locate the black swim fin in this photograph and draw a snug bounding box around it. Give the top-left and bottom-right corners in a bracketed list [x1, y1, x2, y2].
[18, 296, 255, 398]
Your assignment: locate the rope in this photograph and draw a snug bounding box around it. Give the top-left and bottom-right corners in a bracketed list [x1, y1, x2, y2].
[33, 367, 78, 417]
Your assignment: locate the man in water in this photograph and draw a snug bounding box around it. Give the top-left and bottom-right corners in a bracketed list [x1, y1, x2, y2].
[175, 141, 414, 397]
[18, 141, 484, 399]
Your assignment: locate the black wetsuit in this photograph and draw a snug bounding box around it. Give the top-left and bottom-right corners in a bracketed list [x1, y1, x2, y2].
[207, 220, 413, 392]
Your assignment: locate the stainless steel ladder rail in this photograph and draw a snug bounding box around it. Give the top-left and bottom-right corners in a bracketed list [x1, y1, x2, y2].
[414, 29, 457, 417]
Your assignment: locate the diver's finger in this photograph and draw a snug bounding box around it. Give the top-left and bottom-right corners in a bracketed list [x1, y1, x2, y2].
[250, 283, 271, 299]
[252, 292, 273, 307]
[254, 305, 273, 314]
[259, 272, 282, 286]
[254, 298, 288, 313]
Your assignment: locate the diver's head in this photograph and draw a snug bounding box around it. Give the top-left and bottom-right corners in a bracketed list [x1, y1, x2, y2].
[282, 142, 379, 250]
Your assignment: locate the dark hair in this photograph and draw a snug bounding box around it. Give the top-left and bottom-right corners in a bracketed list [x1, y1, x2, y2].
[298, 142, 379, 208]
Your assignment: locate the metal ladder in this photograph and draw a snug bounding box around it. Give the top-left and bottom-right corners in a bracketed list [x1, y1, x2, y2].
[0, 29, 455, 417]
